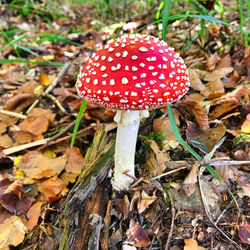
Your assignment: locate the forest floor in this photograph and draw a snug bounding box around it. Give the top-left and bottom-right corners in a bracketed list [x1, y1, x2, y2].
[0, 1, 249, 249]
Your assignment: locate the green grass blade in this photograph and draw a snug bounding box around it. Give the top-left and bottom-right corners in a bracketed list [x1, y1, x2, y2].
[161, 0, 171, 41]
[0, 59, 64, 66]
[70, 100, 87, 148]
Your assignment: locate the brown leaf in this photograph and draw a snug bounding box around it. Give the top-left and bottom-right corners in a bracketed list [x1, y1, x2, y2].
[209, 103, 239, 120]
[19, 108, 55, 136]
[238, 219, 250, 244]
[182, 100, 209, 130]
[0, 134, 13, 149]
[217, 54, 232, 68]
[186, 123, 226, 153]
[22, 201, 42, 232]
[126, 219, 151, 247]
[65, 147, 84, 174]
[241, 113, 250, 133]
[115, 195, 130, 220]
[17, 151, 67, 179]
[210, 85, 249, 106]
[146, 140, 170, 175]
[0, 215, 26, 248]
[137, 190, 157, 214]
[5, 93, 34, 112]
[206, 53, 221, 71]
[204, 67, 233, 81]
[184, 238, 205, 250]
[201, 79, 225, 98]
[182, 164, 199, 197]
[38, 176, 63, 202]
[188, 68, 206, 91]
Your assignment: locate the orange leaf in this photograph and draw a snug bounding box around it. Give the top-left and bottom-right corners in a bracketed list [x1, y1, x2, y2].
[184, 238, 205, 250]
[65, 147, 84, 174]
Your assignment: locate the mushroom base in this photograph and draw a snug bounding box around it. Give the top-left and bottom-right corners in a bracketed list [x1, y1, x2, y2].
[111, 110, 149, 191]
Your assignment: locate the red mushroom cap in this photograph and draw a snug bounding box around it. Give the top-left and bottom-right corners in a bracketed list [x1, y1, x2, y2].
[76, 34, 190, 110]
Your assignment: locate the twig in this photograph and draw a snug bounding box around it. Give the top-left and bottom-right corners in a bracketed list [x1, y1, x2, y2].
[45, 93, 68, 114]
[152, 166, 187, 180]
[164, 191, 175, 250]
[209, 160, 250, 166]
[2, 138, 50, 155]
[26, 62, 71, 114]
[0, 109, 27, 119]
[198, 167, 241, 249]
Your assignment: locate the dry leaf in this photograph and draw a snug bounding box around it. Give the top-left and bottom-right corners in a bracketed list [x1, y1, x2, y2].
[38, 176, 63, 202]
[0, 134, 13, 149]
[39, 74, 51, 86]
[17, 151, 67, 179]
[0, 216, 26, 248]
[137, 190, 157, 214]
[5, 93, 34, 112]
[238, 219, 250, 245]
[188, 68, 206, 91]
[182, 100, 209, 130]
[206, 53, 221, 71]
[182, 164, 199, 197]
[19, 108, 55, 136]
[217, 54, 232, 68]
[184, 238, 205, 250]
[22, 201, 42, 232]
[65, 147, 84, 174]
[204, 67, 233, 81]
[201, 79, 225, 98]
[241, 113, 250, 133]
[126, 219, 151, 247]
[210, 85, 249, 106]
[186, 123, 226, 153]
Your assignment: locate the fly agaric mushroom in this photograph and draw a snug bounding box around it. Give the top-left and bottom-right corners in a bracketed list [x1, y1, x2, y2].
[76, 34, 190, 191]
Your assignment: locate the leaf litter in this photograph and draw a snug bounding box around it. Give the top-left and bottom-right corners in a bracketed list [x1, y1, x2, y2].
[0, 0, 249, 249]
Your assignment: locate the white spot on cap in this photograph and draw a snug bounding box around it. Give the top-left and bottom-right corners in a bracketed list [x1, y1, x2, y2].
[102, 74, 108, 78]
[114, 91, 120, 95]
[102, 81, 106, 85]
[141, 73, 146, 78]
[94, 56, 99, 61]
[108, 57, 113, 62]
[110, 79, 115, 85]
[108, 47, 114, 52]
[115, 52, 121, 57]
[139, 46, 148, 52]
[109, 91, 113, 95]
[86, 78, 90, 83]
[125, 91, 129, 95]
[97, 90, 101, 94]
[159, 84, 166, 88]
[135, 83, 141, 88]
[150, 80, 156, 85]
[132, 66, 138, 71]
[132, 76, 137, 80]
[158, 98, 163, 102]
[153, 89, 158, 93]
[122, 77, 129, 84]
[114, 42, 119, 47]
[140, 63, 145, 67]
[100, 66, 106, 71]
[159, 73, 165, 79]
[120, 99, 128, 103]
[148, 66, 154, 70]
[163, 64, 167, 69]
[125, 65, 129, 71]
[103, 97, 109, 101]
[104, 44, 110, 49]
[122, 51, 128, 57]
[152, 72, 158, 76]
[164, 92, 170, 96]
[86, 65, 90, 70]
[121, 43, 126, 47]
[163, 56, 168, 62]
[159, 49, 164, 53]
[177, 68, 181, 73]
[150, 46, 154, 50]
[93, 79, 98, 85]
[92, 71, 96, 75]
[132, 55, 138, 60]
[131, 92, 137, 96]
[141, 82, 146, 86]
[170, 61, 175, 68]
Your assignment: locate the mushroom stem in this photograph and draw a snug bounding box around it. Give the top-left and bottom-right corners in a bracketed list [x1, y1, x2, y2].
[112, 110, 149, 191]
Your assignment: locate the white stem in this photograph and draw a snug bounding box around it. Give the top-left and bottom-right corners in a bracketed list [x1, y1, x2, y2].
[112, 110, 149, 191]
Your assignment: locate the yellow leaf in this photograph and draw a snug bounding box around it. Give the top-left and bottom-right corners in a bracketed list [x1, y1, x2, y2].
[184, 238, 205, 250]
[42, 55, 54, 60]
[0, 216, 26, 248]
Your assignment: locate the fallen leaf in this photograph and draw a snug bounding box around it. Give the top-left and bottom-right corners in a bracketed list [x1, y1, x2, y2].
[22, 201, 42, 232]
[217, 54, 232, 68]
[201, 79, 225, 98]
[241, 114, 250, 133]
[65, 147, 84, 174]
[186, 123, 226, 153]
[19, 108, 55, 136]
[184, 238, 205, 250]
[209, 103, 239, 120]
[182, 100, 209, 130]
[38, 176, 63, 202]
[204, 67, 233, 81]
[238, 219, 250, 245]
[0, 216, 26, 248]
[17, 151, 67, 179]
[5, 93, 34, 112]
[137, 190, 157, 214]
[188, 68, 206, 91]
[39, 73, 51, 86]
[126, 219, 151, 247]
[0, 134, 13, 149]
[146, 140, 170, 175]
[182, 163, 199, 197]
[206, 53, 221, 71]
